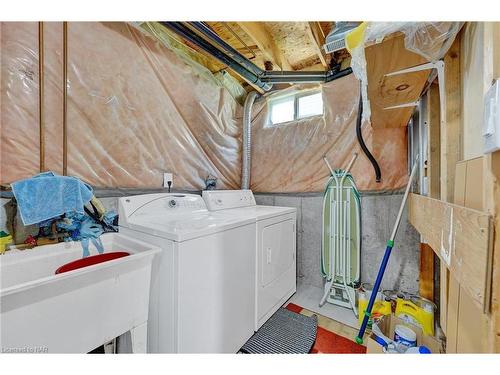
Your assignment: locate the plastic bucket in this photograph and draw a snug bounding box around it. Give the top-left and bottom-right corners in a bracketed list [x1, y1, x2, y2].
[394, 324, 417, 347]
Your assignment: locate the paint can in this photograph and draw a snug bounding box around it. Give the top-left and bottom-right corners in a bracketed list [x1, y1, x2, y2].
[394, 325, 417, 348]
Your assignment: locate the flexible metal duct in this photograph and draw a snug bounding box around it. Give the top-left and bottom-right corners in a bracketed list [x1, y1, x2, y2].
[241, 91, 259, 189]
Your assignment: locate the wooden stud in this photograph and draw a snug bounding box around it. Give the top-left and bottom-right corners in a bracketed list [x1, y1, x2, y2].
[305, 22, 328, 68]
[488, 21, 500, 353]
[427, 82, 441, 200]
[437, 33, 462, 337]
[440, 35, 462, 203]
[38, 22, 45, 172]
[62, 22, 68, 176]
[237, 22, 292, 71]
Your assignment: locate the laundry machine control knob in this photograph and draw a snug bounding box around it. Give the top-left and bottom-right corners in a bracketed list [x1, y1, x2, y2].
[168, 199, 177, 208]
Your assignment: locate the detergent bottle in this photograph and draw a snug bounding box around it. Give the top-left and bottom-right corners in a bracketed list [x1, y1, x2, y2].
[395, 297, 435, 336]
[358, 283, 391, 327]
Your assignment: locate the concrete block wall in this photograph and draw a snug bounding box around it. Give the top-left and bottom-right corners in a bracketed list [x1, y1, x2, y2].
[2, 189, 419, 295]
[254, 192, 420, 294]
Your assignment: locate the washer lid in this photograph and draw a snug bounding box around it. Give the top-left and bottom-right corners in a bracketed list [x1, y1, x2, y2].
[118, 193, 254, 241]
[123, 212, 254, 242]
[217, 205, 296, 220]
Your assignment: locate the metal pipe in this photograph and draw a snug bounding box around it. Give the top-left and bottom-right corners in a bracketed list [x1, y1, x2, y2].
[187, 22, 263, 76]
[355, 91, 381, 182]
[160, 22, 271, 91]
[159, 22, 353, 87]
[241, 91, 259, 189]
[260, 67, 352, 83]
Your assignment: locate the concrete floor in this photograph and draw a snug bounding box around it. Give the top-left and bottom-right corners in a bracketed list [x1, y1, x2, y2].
[288, 281, 359, 329]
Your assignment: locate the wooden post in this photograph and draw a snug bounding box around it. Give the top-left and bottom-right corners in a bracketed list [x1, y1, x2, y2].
[488, 21, 500, 353]
[439, 32, 462, 337]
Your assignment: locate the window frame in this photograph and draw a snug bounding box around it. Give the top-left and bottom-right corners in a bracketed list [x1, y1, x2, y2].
[266, 89, 324, 127]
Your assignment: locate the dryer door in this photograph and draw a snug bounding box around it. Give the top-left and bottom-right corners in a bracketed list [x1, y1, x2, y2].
[261, 219, 294, 287]
[257, 213, 297, 329]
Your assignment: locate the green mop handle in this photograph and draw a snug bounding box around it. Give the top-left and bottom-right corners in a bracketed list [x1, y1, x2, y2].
[355, 156, 419, 344]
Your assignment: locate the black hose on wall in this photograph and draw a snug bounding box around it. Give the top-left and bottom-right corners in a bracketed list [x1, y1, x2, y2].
[356, 93, 381, 183]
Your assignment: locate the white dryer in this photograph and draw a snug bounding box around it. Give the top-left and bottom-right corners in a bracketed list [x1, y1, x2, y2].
[202, 190, 297, 330]
[118, 193, 256, 353]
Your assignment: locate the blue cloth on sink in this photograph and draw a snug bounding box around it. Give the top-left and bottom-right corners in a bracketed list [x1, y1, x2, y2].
[11, 171, 94, 226]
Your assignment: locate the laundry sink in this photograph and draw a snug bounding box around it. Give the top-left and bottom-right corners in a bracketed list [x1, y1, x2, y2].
[0, 233, 159, 353]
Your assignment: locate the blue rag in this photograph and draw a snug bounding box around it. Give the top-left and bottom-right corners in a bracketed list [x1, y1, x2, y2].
[12, 172, 94, 226]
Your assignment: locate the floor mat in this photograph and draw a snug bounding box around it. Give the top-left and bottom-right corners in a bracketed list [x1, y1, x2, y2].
[286, 303, 366, 354]
[240, 308, 318, 354]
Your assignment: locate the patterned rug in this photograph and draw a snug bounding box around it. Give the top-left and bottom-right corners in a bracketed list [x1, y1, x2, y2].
[285, 303, 366, 354]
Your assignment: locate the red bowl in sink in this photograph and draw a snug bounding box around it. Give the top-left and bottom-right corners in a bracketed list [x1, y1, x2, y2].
[55, 252, 130, 274]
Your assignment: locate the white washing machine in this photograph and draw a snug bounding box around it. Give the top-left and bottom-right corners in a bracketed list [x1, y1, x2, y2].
[202, 190, 297, 330]
[118, 193, 256, 353]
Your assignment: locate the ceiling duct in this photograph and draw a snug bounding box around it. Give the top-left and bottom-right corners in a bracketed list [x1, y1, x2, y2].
[323, 22, 361, 54]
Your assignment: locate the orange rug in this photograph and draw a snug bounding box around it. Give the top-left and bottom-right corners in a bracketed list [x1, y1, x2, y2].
[285, 303, 366, 354]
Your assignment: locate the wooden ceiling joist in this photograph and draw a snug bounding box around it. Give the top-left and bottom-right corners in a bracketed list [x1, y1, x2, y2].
[237, 22, 292, 71]
[305, 22, 328, 68]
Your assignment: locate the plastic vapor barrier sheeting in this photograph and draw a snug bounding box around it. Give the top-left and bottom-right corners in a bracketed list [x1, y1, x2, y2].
[1, 22, 408, 193]
[1, 22, 243, 190]
[250, 75, 408, 192]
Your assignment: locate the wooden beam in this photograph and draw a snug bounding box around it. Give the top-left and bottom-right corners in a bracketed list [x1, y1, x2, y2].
[486, 21, 500, 353]
[427, 82, 441, 200]
[237, 22, 292, 71]
[408, 193, 492, 311]
[437, 34, 462, 337]
[441, 35, 462, 203]
[305, 21, 328, 68]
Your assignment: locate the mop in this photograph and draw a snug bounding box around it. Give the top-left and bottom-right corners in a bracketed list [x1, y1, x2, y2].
[355, 155, 419, 344]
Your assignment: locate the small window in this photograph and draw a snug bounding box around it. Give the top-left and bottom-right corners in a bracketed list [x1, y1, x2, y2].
[267, 90, 323, 126]
[297, 92, 323, 119]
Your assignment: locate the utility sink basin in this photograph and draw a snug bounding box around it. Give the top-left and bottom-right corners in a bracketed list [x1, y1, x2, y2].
[0, 233, 159, 353]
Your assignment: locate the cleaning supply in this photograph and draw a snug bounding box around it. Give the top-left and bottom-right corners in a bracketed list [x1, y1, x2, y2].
[395, 297, 435, 336]
[357, 285, 391, 326]
[394, 324, 417, 348]
[0, 231, 13, 254]
[355, 156, 420, 344]
[11, 171, 93, 225]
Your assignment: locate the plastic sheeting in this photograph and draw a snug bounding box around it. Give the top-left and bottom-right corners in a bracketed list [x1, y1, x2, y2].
[1, 22, 244, 190]
[348, 22, 462, 123]
[1, 22, 409, 194]
[0, 22, 40, 182]
[250, 74, 408, 192]
[66, 22, 243, 189]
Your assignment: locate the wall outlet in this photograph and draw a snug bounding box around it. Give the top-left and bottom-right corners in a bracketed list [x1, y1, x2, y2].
[163, 173, 173, 189]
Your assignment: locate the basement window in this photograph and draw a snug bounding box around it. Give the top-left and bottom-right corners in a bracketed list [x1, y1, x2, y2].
[267, 90, 324, 126]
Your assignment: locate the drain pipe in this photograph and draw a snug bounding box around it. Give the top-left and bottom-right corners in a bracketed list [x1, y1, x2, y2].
[242, 91, 259, 189]
[356, 92, 381, 183]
